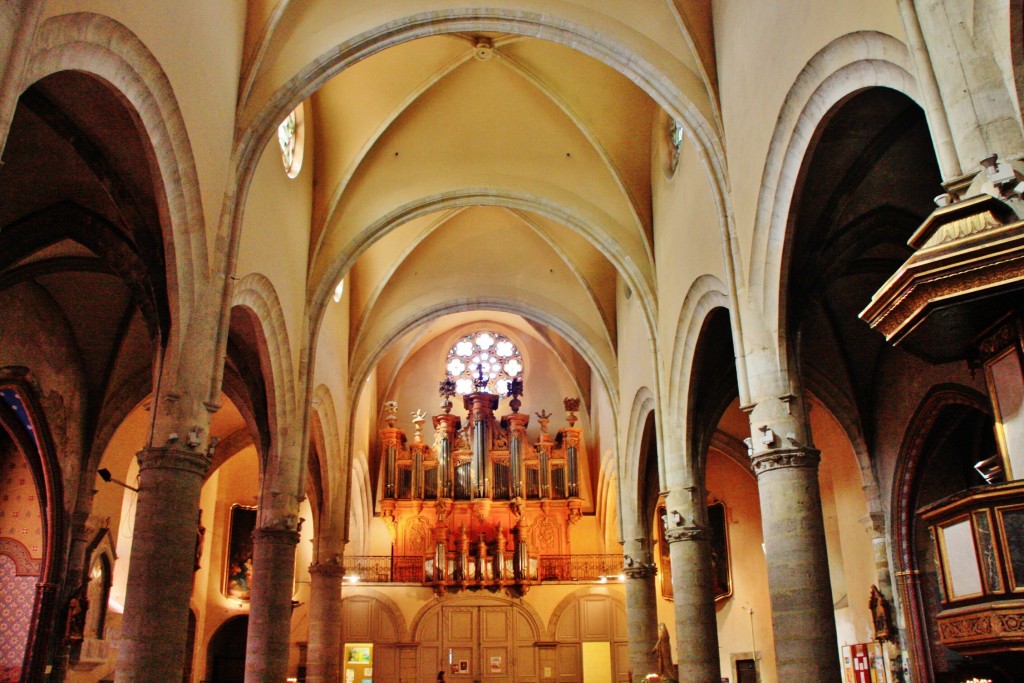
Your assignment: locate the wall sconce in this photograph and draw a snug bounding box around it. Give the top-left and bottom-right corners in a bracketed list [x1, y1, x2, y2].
[97, 468, 138, 493]
[974, 455, 1004, 485]
[668, 510, 684, 528]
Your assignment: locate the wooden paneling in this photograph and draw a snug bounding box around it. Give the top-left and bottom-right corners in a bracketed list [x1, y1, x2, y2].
[345, 597, 373, 641]
[556, 643, 580, 683]
[551, 594, 629, 683]
[581, 597, 611, 640]
[413, 601, 539, 682]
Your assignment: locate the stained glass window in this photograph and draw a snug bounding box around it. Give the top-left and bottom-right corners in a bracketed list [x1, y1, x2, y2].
[668, 118, 683, 175]
[446, 331, 523, 395]
[277, 105, 304, 178]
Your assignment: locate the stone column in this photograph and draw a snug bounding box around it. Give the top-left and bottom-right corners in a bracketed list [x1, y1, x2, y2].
[116, 447, 210, 682]
[244, 526, 299, 683]
[664, 510, 720, 682]
[305, 561, 344, 683]
[49, 511, 94, 682]
[751, 446, 840, 682]
[622, 539, 659, 681]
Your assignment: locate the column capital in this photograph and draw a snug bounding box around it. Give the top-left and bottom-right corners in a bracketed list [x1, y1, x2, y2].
[750, 447, 820, 476]
[622, 563, 657, 580]
[664, 525, 709, 544]
[252, 526, 300, 547]
[308, 562, 346, 579]
[136, 446, 211, 478]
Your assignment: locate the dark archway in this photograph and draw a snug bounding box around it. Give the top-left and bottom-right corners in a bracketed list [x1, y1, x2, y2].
[206, 615, 249, 683]
[891, 386, 997, 682]
[689, 307, 739, 484]
[783, 88, 940, 433]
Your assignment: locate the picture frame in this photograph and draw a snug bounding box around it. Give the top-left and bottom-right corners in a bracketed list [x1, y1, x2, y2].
[657, 501, 732, 601]
[224, 504, 257, 600]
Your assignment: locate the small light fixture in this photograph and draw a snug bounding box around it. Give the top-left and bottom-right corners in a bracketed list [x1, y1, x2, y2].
[97, 468, 138, 493]
[974, 455, 1004, 485]
[343, 575, 360, 583]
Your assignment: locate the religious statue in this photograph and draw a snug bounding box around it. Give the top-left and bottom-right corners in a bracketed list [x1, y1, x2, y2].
[651, 623, 677, 682]
[65, 595, 88, 643]
[869, 584, 893, 641]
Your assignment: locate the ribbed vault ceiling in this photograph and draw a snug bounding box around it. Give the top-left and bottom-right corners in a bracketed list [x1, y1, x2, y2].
[305, 31, 667, 398]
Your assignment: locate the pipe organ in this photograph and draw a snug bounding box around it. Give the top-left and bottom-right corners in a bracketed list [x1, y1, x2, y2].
[378, 379, 586, 595]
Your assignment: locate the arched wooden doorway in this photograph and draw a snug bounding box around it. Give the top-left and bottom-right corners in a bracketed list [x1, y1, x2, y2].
[549, 590, 628, 682]
[413, 595, 542, 683]
[339, 593, 403, 681]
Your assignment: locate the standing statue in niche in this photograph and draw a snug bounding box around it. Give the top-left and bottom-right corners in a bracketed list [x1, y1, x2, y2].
[651, 623, 677, 682]
[869, 584, 893, 641]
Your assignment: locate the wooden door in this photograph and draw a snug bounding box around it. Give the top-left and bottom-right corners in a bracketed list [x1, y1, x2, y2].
[417, 602, 538, 682]
[477, 606, 513, 682]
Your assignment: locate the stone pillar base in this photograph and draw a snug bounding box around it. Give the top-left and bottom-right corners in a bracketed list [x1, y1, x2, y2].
[306, 562, 345, 683]
[665, 525, 720, 683]
[623, 553, 659, 681]
[752, 447, 841, 682]
[245, 526, 300, 683]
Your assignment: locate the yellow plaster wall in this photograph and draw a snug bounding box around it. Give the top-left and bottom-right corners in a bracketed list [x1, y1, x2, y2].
[92, 404, 149, 552]
[811, 399, 878, 648]
[652, 115, 729, 352]
[235, 104, 315, 379]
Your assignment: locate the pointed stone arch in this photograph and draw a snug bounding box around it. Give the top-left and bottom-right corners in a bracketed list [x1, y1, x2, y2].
[22, 12, 208, 339]
[310, 384, 345, 559]
[747, 31, 921, 375]
[666, 275, 731, 490]
[231, 273, 300, 517]
[621, 387, 656, 543]
[0, 367, 67, 681]
[891, 383, 992, 683]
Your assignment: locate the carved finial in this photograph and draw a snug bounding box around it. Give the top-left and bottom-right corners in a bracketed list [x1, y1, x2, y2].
[535, 409, 552, 434]
[412, 409, 426, 443]
[438, 377, 456, 414]
[383, 400, 398, 427]
[563, 397, 580, 427]
[508, 377, 524, 413]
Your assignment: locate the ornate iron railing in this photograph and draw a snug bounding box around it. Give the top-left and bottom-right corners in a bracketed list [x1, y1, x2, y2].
[537, 554, 623, 582]
[342, 555, 393, 583]
[343, 554, 622, 584]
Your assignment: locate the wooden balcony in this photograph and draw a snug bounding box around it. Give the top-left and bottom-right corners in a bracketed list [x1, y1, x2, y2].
[342, 553, 623, 585]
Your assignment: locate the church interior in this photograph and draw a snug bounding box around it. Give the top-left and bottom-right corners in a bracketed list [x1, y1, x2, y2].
[2, 2, 1024, 682]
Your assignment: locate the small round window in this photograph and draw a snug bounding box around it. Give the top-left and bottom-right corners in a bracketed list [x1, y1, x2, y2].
[277, 104, 305, 178]
[446, 331, 523, 395]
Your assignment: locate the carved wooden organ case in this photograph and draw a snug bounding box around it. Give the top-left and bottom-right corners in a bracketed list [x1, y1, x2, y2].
[378, 389, 586, 595]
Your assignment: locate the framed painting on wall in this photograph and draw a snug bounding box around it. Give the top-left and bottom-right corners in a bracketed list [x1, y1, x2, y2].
[657, 501, 732, 601]
[224, 504, 257, 600]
